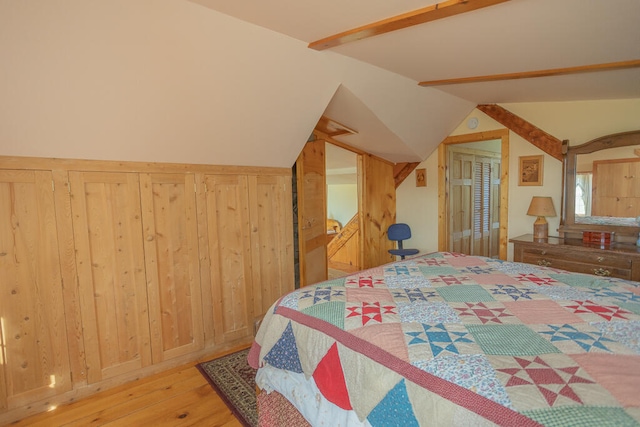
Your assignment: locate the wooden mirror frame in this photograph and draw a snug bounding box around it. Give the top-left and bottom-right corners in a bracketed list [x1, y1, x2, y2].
[560, 130, 640, 240]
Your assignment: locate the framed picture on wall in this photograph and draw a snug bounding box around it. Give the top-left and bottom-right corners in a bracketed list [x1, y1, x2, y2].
[415, 168, 426, 187]
[519, 155, 544, 186]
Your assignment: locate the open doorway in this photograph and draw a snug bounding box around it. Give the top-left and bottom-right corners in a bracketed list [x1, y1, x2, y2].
[448, 141, 501, 258]
[325, 143, 360, 279]
[438, 129, 510, 259]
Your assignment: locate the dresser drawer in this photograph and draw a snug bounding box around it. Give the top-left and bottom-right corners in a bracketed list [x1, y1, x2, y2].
[511, 235, 640, 282]
[521, 251, 632, 280]
[521, 247, 632, 269]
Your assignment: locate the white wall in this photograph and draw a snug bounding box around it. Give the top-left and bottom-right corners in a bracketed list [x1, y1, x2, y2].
[397, 98, 640, 260]
[327, 184, 358, 228]
[0, 0, 473, 168]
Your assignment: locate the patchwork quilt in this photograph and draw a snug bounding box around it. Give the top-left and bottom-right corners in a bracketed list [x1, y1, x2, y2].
[248, 252, 640, 426]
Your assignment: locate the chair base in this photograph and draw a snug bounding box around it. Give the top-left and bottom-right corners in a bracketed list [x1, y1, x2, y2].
[389, 249, 419, 260]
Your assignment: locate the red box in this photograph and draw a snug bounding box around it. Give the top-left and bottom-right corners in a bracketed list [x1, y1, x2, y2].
[582, 231, 613, 245]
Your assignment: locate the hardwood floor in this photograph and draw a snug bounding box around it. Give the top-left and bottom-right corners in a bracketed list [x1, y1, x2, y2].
[12, 348, 247, 427]
[328, 260, 359, 280]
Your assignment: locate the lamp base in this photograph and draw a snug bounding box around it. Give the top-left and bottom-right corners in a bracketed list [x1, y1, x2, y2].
[533, 216, 548, 240]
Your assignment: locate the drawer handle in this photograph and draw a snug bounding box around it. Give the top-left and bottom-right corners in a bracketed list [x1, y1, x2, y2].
[538, 259, 551, 267]
[597, 257, 604, 263]
[540, 250, 547, 255]
[593, 268, 611, 277]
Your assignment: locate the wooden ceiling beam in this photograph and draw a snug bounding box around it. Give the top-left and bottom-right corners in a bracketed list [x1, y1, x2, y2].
[419, 59, 640, 86]
[393, 162, 421, 188]
[477, 104, 563, 160]
[308, 0, 510, 51]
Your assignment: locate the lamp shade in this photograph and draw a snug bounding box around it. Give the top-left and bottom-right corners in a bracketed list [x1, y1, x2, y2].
[527, 197, 556, 217]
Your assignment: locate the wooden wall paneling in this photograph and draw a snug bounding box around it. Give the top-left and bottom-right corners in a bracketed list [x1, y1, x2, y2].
[0, 170, 72, 410]
[0, 157, 299, 424]
[0, 156, 291, 177]
[247, 174, 295, 322]
[328, 233, 360, 266]
[592, 158, 640, 217]
[203, 174, 253, 345]
[52, 170, 87, 387]
[69, 171, 151, 383]
[296, 140, 327, 287]
[194, 173, 215, 347]
[359, 155, 395, 269]
[139, 173, 204, 363]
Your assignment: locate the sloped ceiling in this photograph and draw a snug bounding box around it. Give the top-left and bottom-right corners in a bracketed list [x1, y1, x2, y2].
[190, 0, 640, 162]
[2, 1, 637, 168]
[0, 0, 474, 168]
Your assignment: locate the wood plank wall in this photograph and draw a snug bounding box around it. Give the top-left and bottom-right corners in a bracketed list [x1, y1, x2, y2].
[359, 154, 396, 269]
[0, 156, 294, 425]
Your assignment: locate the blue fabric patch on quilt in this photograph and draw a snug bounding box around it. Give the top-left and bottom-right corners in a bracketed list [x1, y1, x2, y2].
[490, 284, 536, 301]
[279, 292, 300, 310]
[592, 320, 640, 353]
[298, 286, 346, 304]
[263, 322, 303, 373]
[367, 379, 419, 427]
[533, 284, 593, 301]
[539, 323, 616, 352]
[589, 289, 640, 304]
[391, 288, 437, 302]
[398, 301, 460, 324]
[385, 275, 430, 289]
[405, 323, 473, 356]
[414, 354, 513, 409]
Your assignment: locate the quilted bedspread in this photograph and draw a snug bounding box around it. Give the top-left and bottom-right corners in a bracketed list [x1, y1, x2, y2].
[248, 252, 640, 426]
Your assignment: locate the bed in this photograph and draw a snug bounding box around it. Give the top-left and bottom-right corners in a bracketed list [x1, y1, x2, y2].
[248, 252, 640, 426]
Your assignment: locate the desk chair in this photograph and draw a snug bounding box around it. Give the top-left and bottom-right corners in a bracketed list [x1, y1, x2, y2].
[387, 223, 419, 260]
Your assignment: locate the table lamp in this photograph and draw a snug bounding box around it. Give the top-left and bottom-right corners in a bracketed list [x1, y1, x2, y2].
[527, 196, 556, 239]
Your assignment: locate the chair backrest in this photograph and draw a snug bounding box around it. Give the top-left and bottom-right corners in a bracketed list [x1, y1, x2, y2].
[387, 223, 412, 241]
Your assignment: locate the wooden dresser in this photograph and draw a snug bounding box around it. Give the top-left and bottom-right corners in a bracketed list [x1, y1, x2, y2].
[510, 234, 640, 281]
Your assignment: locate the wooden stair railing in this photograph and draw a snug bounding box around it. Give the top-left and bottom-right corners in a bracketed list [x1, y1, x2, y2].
[327, 213, 360, 258]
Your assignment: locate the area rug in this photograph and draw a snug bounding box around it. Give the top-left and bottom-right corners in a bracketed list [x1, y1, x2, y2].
[197, 348, 257, 427]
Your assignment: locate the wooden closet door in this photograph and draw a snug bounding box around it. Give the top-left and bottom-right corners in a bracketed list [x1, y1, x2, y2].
[360, 154, 395, 269]
[203, 174, 253, 345]
[450, 152, 474, 254]
[248, 174, 295, 320]
[139, 173, 204, 363]
[69, 171, 151, 383]
[0, 170, 72, 410]
[296, 140, 327, 286]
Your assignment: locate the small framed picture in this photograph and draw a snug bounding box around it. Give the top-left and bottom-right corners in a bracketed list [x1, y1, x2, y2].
[519, 155, 544, 186]
[415, 168, 426, 187]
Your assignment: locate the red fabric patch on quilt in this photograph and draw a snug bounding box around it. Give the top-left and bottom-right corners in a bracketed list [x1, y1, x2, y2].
[312, 343, 353, 410]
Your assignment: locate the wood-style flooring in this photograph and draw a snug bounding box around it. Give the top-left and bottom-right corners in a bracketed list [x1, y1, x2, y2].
[328, 260, 359, 280]
[12, 349, 246, 427]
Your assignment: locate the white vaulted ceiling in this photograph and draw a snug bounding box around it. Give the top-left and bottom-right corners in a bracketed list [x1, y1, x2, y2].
[1, 1, 638, 167]
[189, 0, 640, 163]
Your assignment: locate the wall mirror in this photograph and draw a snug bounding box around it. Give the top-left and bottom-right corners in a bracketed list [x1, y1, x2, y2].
[560, 130, 640, 241]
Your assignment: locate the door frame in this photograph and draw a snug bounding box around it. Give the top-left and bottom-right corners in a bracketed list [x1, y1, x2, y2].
[438, 129, 510, 259]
